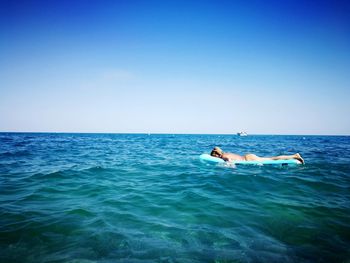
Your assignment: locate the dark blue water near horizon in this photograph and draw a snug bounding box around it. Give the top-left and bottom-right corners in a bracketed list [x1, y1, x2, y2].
[0, 133, 349, 263]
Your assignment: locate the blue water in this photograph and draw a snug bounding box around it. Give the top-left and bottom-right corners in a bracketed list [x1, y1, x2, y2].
[0, 133, 349, 263]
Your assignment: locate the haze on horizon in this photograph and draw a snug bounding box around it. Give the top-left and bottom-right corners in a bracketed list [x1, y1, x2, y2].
[1, 0, 349, 135]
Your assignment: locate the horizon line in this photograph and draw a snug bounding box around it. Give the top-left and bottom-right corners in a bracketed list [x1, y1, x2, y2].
[0, 131, 349, 136]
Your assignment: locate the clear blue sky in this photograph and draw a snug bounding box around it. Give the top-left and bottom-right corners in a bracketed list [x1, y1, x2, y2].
[1, 0, 349, 134]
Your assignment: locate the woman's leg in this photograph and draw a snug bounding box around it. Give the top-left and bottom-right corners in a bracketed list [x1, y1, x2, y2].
[244, 153, 304, 164]
[270, 153, 304, 164]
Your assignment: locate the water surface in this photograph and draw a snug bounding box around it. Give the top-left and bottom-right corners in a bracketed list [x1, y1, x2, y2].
[0, 133, 349, 262]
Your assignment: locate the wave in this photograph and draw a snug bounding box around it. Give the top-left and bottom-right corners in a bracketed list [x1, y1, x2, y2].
[0, 150, 33, 158]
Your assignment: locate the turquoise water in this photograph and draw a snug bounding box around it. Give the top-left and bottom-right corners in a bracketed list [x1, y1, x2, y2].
[0, 133, 349, 263]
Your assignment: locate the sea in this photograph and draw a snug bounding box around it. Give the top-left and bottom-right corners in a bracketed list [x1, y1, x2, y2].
[0, 133, 349, 263]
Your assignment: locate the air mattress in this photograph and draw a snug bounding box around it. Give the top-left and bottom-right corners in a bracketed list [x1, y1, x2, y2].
[199, 154, 301, 166]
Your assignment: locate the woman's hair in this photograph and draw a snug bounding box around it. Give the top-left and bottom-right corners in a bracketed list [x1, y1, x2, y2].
[210, 147, 223, 157]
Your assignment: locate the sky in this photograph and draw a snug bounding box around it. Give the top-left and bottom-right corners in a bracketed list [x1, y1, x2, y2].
[0, 0, 349, 135]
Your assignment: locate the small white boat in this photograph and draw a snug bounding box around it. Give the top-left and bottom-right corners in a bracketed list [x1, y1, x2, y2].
[237, 131, 248, 136]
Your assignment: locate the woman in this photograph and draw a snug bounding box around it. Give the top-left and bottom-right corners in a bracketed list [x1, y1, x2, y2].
[210, 147, 304, 164]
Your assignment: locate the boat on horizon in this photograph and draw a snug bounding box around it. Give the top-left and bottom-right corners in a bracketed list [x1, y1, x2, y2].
[237, 131, 248, 136]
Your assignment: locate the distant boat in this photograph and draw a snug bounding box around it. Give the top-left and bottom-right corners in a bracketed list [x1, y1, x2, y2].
[237, 131, 248, 136]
